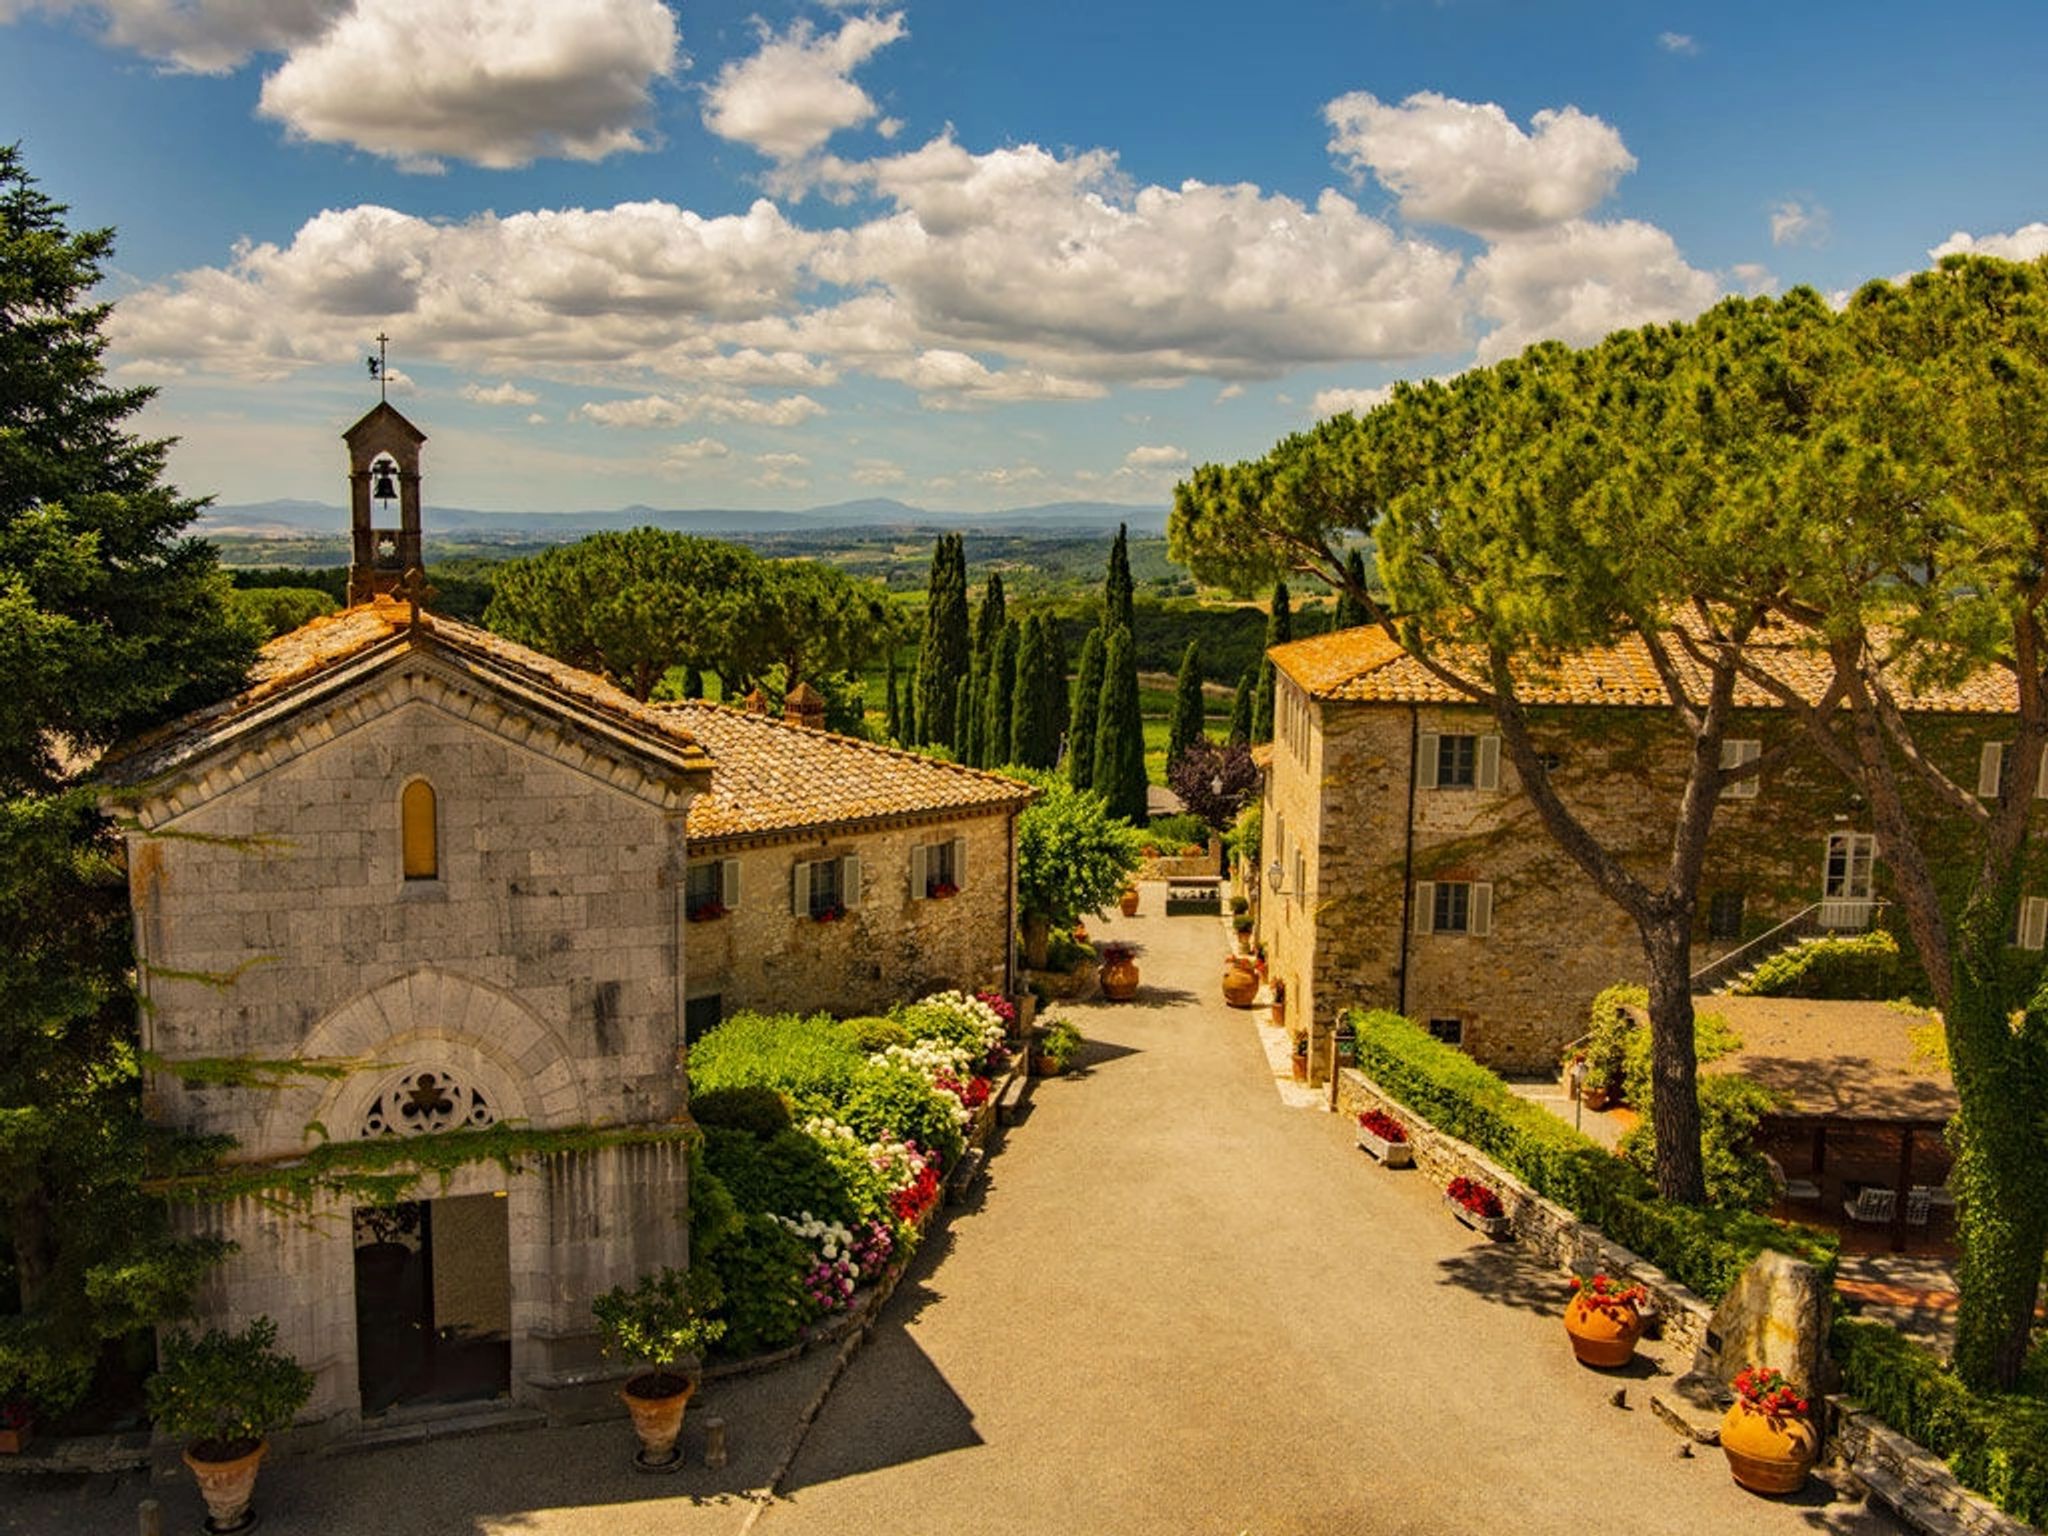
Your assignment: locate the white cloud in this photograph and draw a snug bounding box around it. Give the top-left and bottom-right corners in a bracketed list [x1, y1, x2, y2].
[462, 380, 539, 406]
[1312, 384, 1394, 418]
[2, 0, 344, 72]
[1213, 383, 1244, 403]
[851, 457, 906, 485]
[701, 11, 905, 161]
[576, 392, 827, 428]
[1324, 90, 1636, 236]
[525, 411, 548, 425]
[257, 0, 679, 171]
[1469, 219, 1720, 362]
[1769, 199, 1830, 248]
[1123, 443, 1188, 469]
[1658, 31, 1698, 54]
[1729, 262, 1778, 296]
[875, 349, 1106, 407]
[1930, 223, 2048, 261]
[660, 437, 730, 471]
[753, 451, 811, 490]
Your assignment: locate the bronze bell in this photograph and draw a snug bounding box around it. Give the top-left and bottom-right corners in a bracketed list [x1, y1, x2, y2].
[372, 463, 399, 502]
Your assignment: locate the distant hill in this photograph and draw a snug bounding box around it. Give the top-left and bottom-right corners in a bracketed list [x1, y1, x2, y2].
[199, 497, 1169, 541]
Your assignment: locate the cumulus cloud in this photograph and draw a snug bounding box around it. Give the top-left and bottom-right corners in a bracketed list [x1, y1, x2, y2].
[1469, 219, 1719, 362]
[462, 380, 539, 406]
[576, 392, 827, 428]
[753, 451, 811, 490]
[1729, 262, 1778, 295]
[1123, 443, 1187, 469]
[874, 349, 1106, 407]
[1214, 383, 1244, 403]
[1, 0, 344, 72]
[1769, 199, 1830, 248]
[1930, 223, 2048, 261]
[702, 11, 905, 161]
[1657, 31, 1698, 54]
[1312, 384, 1394, 418]
[851, 457, 906, 485]
[659, 437, 730, 471]
[1324, 90, 1636, 236]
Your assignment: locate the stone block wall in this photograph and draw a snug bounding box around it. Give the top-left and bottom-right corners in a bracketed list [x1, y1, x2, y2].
[683, 807, 1015, 1025]
[1828, 1402, 2039, 1536]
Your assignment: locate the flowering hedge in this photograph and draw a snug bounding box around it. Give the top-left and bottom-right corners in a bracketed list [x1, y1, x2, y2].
[687, 993, 1010, 1356]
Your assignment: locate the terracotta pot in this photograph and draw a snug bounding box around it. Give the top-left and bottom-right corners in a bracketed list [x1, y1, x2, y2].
[1581, 1084, 1612, 1111]
[1032, 1053, 1064, 1076]
[1222, 961, 1259, 1007]
[184, 1439, 266, 1532]
[1119, 888, 1140, 917]
[1720, 1400, 1818, 1495]
[0, 1418, 29, 1455]
[1290, 1052, 1308, 1082]
[622, 1373, 694, 1465]
[1100, 955, 1139, 1001]
[1563, 1293, 1645, 1369]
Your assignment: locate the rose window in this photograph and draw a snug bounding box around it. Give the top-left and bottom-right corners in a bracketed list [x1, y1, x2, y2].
[361, 1070, 494, 1138]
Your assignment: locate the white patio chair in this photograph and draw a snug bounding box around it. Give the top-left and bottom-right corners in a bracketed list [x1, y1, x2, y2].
[1843, 1187, 1896, 1225]
[1904, 1187, 1933, 1226]
[1763, 1155, 1822, 1203]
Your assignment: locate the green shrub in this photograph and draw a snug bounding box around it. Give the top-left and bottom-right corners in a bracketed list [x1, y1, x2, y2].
[1736, 930, 1904, 999]
[892, 1001, 987, 1057]
[1144, 812, 1210, 849]
[1230, 895, 1249, 916]
[1225, 802, 1261, 864]
[592, 1266, 725, 1378]
[1833, 1319, 2048, 1525]
[691, 1085, 792, 1138]
[1043, 929, 1097, 972]
[706, 1213, 813, 1356]
[1620, 1072, 1780, 1212]
[1579, 983, 1644, 1097]
[145, 1317, 315, 1458]
[838, 1015, 909, 1053]
[689, 1011, 865, 1102]
[702, 1127, 864, 1228]
[838, 1060, 965, 1168]
[1349, 1010, 1836, 1299]
[687, 1160, 743, 1262]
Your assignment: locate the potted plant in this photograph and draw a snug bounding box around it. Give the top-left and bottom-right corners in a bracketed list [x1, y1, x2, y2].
[1269, 977, 1286, 1027]
[1033, 1019, 1081, 1075]
[1290, 1030, 1309, 1081]
[1222, 954, 1259, 1007]
[1098, 942, 1140, 1001]
[1445, 1176, 1511, 1239]
[1232, 912, 1254, 951]
[1720, 1366, 1818, 1494]
[0, 1402, 31, 1455]
[1355, 1109, 1413, 1167]
[1563, 1272, 1649, 1368]
[1119, 883, 1140, 917]
[146, 1316, 314, 1533]
[593, 1265, 727, 1471]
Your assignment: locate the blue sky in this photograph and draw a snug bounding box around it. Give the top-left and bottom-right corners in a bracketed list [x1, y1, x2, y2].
[5, 0, 2046, 514]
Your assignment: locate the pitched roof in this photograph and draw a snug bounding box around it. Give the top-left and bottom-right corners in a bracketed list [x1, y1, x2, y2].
[660, 700, 1035, 842]
[99, 598, 713, 791]
[1268, 623, 2017, 714]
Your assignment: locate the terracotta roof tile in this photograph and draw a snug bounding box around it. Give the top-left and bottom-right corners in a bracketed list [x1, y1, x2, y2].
[661, 700, 1034, 842]
[1270, 623, 2017, 715]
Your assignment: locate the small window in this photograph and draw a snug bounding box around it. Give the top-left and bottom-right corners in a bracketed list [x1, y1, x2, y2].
[915, 837, 966, 899]
[1824, 832, 1876, 901]
[1427, 1017, 1465, 1046]
[1707, 891, 1746, 940]
[1433, 881, 1470, 934]
[1436, 734, 1478, 788]
[401, 779, 438, 881]
[1414, 879, 1492, 937]
[1720, 739, 1762, 799]
[686, 859, 737, 920]
[808, 857, 843, 919]
[684, 994, 724, 1044]
[1978, 741, 2007, 799]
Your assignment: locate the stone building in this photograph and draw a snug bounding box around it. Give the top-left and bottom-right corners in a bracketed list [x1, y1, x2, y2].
[1255, 624, 2026, 1076]
[97, 402, 1029, 1442]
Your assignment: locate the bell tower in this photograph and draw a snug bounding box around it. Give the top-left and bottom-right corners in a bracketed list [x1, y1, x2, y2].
[343, 401, 428, 607]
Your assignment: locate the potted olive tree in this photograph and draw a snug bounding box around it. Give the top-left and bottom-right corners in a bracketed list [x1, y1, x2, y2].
[146, 1316, 314, 1533]
[593, 1265, 726, 1470]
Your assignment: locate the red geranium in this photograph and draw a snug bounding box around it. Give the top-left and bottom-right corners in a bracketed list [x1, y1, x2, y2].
[1569, 1272, 1649, 1315]
[1732, 1366, 1809, 1418]
[1357, 1109, 1407, 1143]
[1447, 1175, 1504, 1219]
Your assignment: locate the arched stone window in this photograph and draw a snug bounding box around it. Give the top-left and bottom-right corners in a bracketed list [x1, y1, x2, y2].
[361, 1069, 494, 1138]
[401, 778, 438, 880]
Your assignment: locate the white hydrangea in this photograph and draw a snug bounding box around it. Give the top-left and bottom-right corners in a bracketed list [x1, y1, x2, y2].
[916, 990, 1008, 1053]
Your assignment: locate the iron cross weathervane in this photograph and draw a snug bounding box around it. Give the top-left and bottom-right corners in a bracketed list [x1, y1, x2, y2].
[365, 332, 390, 403]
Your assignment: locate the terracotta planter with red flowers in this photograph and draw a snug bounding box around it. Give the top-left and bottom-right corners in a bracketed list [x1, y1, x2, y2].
[1720, 1368, 1817, 1494]
[1563, 1274, 1648, 1368]
[1099, 944, 1139, 1001]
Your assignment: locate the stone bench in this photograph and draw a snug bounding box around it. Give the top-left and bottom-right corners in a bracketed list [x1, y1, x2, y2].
[1164, 876, 1222, 915]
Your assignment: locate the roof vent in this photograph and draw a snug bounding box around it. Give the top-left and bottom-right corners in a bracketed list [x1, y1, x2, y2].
[784, 680, 825, 730]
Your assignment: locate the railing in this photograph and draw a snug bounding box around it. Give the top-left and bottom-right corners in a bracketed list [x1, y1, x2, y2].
[1689, 900, 1888, 994]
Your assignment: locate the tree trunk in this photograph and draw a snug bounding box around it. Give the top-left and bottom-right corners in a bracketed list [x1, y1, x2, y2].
[1945, 943, 2048, 1391]
[1641, 919, 1708, 1205]
[10, 1186, 54, 1311]
[1021, 914, 1051, 971]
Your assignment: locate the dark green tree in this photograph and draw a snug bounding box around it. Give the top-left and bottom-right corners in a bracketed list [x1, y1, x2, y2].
[1067, 627, 1105, 790]
[1250, 580, 1292, 744]
[1332, 550, 1370, 629]
[1228, 669, 1254, 745]
[1104, 523, 1135, 634]
[1167, 640, 1205, 766]
[982, 620, 1019, 768]
[964, 571, 1006, 767]
[1, 147, 258, 1415]
[735, 560, 898, 693]
[952, 672, 973, 760]
[914, 535, 969, 747]
[883, 655, 900, 743]
[1011, 614, 1064, 770]
[1091, 626, 1149, 824]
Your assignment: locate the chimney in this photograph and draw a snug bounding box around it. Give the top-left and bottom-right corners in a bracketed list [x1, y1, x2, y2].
[783, 680, 826, 730]
[741, 687, 770, 716]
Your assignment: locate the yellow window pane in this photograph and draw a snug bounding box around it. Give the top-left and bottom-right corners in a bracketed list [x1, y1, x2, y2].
[401, 780, 438, 880]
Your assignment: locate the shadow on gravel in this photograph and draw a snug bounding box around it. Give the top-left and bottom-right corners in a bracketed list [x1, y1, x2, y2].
[1059, 1039, 1141, 1076]
[1432, 1242, 1569, 1320]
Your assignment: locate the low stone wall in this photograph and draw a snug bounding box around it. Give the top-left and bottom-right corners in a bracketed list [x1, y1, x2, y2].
[1829, 1400, 2040, 1536]
[1135, 837, 1223, 881]
[1334, 1066, 1714, 1363]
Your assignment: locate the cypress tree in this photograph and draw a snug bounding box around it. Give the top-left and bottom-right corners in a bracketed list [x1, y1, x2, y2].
[1010, 614, 1059, 769]
[904, 666, 919, 746]
[1251, 579, 1292, 745]
[1228, 668, 1254, 745]
[983, 619, 1019, 767]
[1091, 625, 1149, 824]
[974, 571, 1007, 654]
[915, 534, 969, 746]
[952, 672, 973, 760]
[1043, 615, 1071, 760]
[963, 650, 987, 767]
[883, 655, 900, 742]
[964, 570, 1004, 764]
[1167, 640, 1205, 767]
[1333, 549, 1369, 630]
[1067, 626, 1104, 789]
[1104, 522, 1135, 634]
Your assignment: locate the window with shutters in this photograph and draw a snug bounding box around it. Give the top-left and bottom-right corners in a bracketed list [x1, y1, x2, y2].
[2019, 897, 2048, 952]
[1426, 1017, 1465, 1046]
[916, 837, 965, 899]
[1436, 734, 1478, 788]
[1707, 890, 1746, 940]
[686, 859, 737, 921]
[807, 857, 843, 920]
[1433, 881, 1470, 933]
[1823, 832, 1876, 901]
[400, 778, 438, 881]
[1415, 879, 1493, 937]
[1719, 738, 1762, 799]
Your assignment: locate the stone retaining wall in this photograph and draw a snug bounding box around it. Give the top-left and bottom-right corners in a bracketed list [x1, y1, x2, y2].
[1335, 1065, 1714, 1362]
[1135, 837, 1223, 881]
[1829, 1400, 2040, 1536]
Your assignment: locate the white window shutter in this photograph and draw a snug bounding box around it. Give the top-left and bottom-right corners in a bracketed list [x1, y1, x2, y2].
[1476, 734, 1501, 791]
[953, 835, 968, 890]
[722, 857, 741, 909]
[1418, 733, 1440, 790]
[1470, 882, 1494, 938]
[1414, 881, 1436, 935]
[2022, 897, 2048, 951]
[910, 843, 928, 901]
[2037, 750, 2048, 801]
[792, 860, 811, 915]
[1722, 738, 1761, 799]
[1979, 741, 2005, 798]
[841, 853, 861, 909]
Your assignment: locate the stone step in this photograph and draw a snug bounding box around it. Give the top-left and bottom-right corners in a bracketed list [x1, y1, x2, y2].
[945, 1146, 986, 1206]
[338, 1403, 547, 1455]
[996, 1071, 1031, 1126]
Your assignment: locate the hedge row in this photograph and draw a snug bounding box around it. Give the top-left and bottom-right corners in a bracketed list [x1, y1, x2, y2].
[1734, 930, 1906, 999]
[1349, 1009, 1837, 1300]
[1833, 1319, 2048, 1526]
